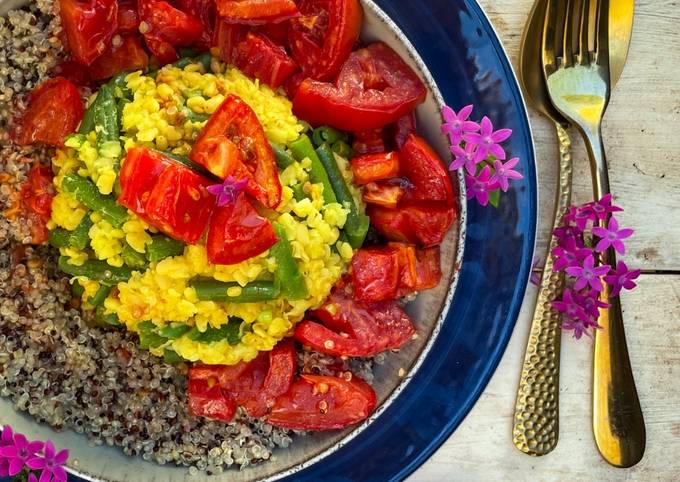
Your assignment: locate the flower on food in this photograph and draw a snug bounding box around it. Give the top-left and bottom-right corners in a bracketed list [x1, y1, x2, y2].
[207, 176, 249, 207]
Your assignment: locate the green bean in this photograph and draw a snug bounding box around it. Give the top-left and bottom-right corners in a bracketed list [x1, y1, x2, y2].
[146, 235, 185, 263]
[271, 223, 308, 300]
[95, 305, 122, 327]
[109, 72, 132, 99]
[173, 57, 193, 69]
[271, 142, 295, 170]
[312, 126, 346, 147]
[93, 84, 120, 155]
[137, 321, 168, 349]
[78, 93, 98, 135]
[196, 52, 212, 71]
[48, 215, 93, 250]
[62, 173, 128, 228]
[316, 144, 370, 248]
[298, 120, 312, 133]
[289, 135, 337, 204]
[87, 285, 111, 308]
[72, 280, 85, 298]
[331, 140, 353, 159]
[186, 317, 245, 345]
[182, 106, 210, 123]
[58, 256, 133, 285]
[163, 348, 186, 364]
[161, 150, 214, 178]
[177, 47, 198, 58]
[121, 243, 149, 270]
[158, 323, 191, 339]
[190, 279, 280, 303]
[292, 183, 307, 201]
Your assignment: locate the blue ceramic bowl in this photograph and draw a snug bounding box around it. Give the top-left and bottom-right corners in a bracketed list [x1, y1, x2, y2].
[0, 0, 536, 480]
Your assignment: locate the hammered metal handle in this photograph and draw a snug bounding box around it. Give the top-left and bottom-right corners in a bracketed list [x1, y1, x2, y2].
[512, 122, 573, 456]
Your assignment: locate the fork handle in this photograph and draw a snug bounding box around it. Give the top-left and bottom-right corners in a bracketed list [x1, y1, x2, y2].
[513, 122, 572, 456]
[583, 126, 646, 467]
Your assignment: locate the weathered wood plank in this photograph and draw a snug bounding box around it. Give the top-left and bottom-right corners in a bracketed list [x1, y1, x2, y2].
[412, 275, 680, 480]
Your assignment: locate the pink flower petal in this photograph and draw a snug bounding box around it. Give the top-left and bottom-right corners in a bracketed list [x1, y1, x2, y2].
[491, 128, 513, 142]
[479, 116, 493, 135]
[55, 449, 69, 465]
[459, 104, 474, 120]
[53, 465, 68, 482]
[8, 457, 25, 476]
[40, 468, 53, 482]
[26, 457, 46, 470]
[441, 105, 456, 123]
[488, 143, 506, 160]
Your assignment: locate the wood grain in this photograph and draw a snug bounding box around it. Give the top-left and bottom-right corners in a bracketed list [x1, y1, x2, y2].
[412, 0, 680, 479]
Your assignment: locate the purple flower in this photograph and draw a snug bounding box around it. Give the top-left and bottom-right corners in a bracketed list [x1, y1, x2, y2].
[463, 116, 512, 162]
[592, 216, 634, 255]
[207, 176, 249, 207]
[0, 432, 44, 477]
[551, 237, 591, 271]
[465, 165, 499, 206]
[565, 255, 611, 291]
[26, 440, 69, 482]
[441, 104, 480, 145]
[449, 142, 478, 175]
[604, 261, 641, 297]
[572, 205, 597, 231]
[551, 289, 591, 324]
[489, 157, 523, 192]
[553, 224, 584, 248]
[28, 473, 39, 482]
[577, 289, 610, 318]
[587, 194, 623, 221]
[0, 425, 14, 477]
[562, 314, 601, 340]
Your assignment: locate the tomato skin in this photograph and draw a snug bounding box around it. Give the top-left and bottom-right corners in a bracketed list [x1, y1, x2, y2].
[13, 77, 84, 147]
[413, 245, 442, 291]
[51, 60, 92, 86]
[212, 19, 248, 63]
[350, 152, 399, 185]
[267, 374, 377, 431]
[118, 147, 173, 219]
[352, 128, 386, 156]
[189, 339, 295, 418]
[190, 94, 282, 208]
[175, 0, 215, 50]
[367, 202, 456, 248]
[257, 20, 291, 45]
[289, 0, 362, 81]
[234, 32, 298, 89]
[206, 193, 278, 265]
[138, 0, 203, 64]
[400, 134, 454, 206]
[144, 164, 214, 244]
[293, 43, 427, 131]
[59, 0, 118, 65]
[295, 281, 416, 357]
[351, 248, 399, 302]
[88, 35, 149, 80]
[188, 378, 237, 422]
[117, 0, 140, 33]
[18, 165, 55, 243]
[215, 0, 299, 24]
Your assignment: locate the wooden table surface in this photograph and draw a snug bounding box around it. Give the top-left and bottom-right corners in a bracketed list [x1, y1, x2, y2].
[412, 0, 680, 480]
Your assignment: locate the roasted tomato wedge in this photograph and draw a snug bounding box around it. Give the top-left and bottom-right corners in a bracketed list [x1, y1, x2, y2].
[50, 61, 91, 86]
[175, 0, 215, 50]
[88, 35, 149, 80]
[59, 0, 118, 65]
[15, 165, 55, 244]
[212, 19, 248, 63]
[350, 152, 399, 185]
[13, 77, 84, 147]
[234, 32, 297, 89]
[293, 43, 427, 131]
[144, 164, 214, 244]
[386, 111, 417, 151]
[294, 280, 416, 357]
[400, 134, 454, 206]
[352, 244, 442, 302]
[267, 374, 377, 431]
[117, 0, 140, 33]
[289, 0, 362, 81]
[190, 94, 282, 208]
[138, 0, 203, 65]
[352, 128, 385, 156]
[367, 202, 456, 247]
[206, 193, 278, 265]
[189, 339, 295, 418]
[188, 378, 237, 422]
[215, 0, 299, 25]
[361, 182, 404, 209]
[118, 148, 173, 217]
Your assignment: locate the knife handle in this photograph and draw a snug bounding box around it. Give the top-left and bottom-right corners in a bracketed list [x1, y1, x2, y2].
[512, 122, 572, 456]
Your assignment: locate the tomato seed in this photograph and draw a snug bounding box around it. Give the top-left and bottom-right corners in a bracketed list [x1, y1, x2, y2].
[323, 340, 335, 350]
[317, 400, 328, 414]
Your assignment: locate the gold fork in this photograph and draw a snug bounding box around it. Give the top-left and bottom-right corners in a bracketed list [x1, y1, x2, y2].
[541, 0, 645, 467]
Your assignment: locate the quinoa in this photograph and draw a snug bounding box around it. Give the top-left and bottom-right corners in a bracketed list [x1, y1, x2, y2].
[0, 2, 379, 475]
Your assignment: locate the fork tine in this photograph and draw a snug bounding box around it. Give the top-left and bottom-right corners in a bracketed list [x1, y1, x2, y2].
[542, 0, 565, 71]
[562, 0, 575, 66]
[593, 0, 610, 68]
[577, 0, 589, 63]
